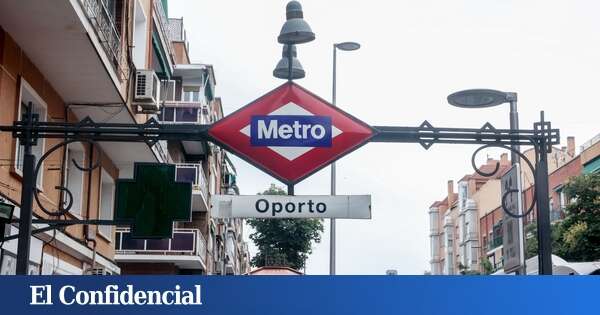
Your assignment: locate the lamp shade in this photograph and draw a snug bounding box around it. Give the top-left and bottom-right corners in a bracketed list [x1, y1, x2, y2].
[277, 1, 315, 45]
[273, 45, 305, 80]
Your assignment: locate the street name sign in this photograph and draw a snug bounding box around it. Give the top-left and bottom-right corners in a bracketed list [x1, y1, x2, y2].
[211, 195, 371, 219]
[208, 82, 374, 184]
[502, 163, 525, 274]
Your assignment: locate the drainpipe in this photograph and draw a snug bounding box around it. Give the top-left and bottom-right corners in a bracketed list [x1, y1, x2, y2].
[59, 105, 69, 214]
[87, 239, 97, 274]
[83, 144, 96, 274]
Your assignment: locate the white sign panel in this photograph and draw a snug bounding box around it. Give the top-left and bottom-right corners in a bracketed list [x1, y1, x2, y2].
[502, 164, 525, 274]
[211, 195, 371, 219]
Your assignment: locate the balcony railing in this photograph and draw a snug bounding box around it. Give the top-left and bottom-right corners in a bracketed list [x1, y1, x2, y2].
[79, 0, 122, 73]
[151, 139, 171, 163]
[153, 0, 175, 61]
[175, 164, 208, 199]
[115, 228, 207, 263]
[158, 101, 209, 124]
[488, 237, 503, 251]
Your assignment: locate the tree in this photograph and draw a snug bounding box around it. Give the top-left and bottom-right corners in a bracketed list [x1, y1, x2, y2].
[554, 173, 600, 261]
[525, 172, 600, 262]
[247, 184, 324, 270]
[524, 221, 562, 259]
[480, 257, 494, 275]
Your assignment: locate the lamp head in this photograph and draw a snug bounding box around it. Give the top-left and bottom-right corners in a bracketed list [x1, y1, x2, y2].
[277, 1, 315, 45]
[336, 42, 361, 51]
[273, 45, 305, 80]
[447, 89, 513, 108]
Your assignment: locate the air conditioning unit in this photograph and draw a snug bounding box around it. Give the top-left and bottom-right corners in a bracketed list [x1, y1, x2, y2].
[134, 70, 160, 113]
[225, 263, 235, 275]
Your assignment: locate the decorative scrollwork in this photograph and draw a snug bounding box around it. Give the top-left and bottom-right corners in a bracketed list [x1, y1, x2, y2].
[470, 139, 539, 219]
[33, 139, 102, 216]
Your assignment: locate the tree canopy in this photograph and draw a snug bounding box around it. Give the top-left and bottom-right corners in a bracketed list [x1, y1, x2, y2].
[554, 172, 600, 261]
[525, 172, 600, 262]
[247, 184, 324, 270]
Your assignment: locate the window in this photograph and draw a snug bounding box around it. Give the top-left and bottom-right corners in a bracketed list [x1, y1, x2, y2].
[559, 189, 567, 210]
[183, 86, 201, 102]
[458, 182, 468, 210]
[159, 107, 199, 123]
[0, 252, 39, 275]
[64, 143, 85, 217]
[15, 80, 47, 188]
[98, 169, 115, 240]
[105, 0, 124, 35]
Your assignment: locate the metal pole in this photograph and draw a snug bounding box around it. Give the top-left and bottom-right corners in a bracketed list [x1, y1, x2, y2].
[536, 117, 553, 275]
[508, 94, 526, 275]
[288, 44, 293, 82]
[329, 45, 337, 275]
[287, 184, 294, 196]
[16, 103, 36, 275]
[508, 94, 519, 164]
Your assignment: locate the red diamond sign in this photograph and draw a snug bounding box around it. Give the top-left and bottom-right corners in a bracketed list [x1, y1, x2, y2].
[208, 82, 374, 185]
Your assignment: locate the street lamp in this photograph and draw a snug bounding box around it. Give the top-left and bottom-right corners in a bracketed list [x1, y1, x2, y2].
[276, 1, 314, 84]
[275, 1, 315, 195]
[447, 89, 518, 164]
[447, 89, 525, 274]
[330, 41, 361, 275]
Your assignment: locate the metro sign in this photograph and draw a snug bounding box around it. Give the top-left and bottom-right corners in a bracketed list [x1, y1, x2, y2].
[208, 82, 374, 184]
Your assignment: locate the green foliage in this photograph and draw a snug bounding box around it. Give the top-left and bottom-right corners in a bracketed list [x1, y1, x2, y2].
[458, 262, 482, 275]
[526, 173, 600, 262]
[524, 221, 562, 259]
[247, 184, 324, 270]
[525, 223, 539, 259]
[554, 173, 600, 261]
[480, 257, 494, 275]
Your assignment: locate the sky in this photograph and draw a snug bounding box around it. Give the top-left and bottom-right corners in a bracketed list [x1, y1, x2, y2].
[168, 0, 600, 275]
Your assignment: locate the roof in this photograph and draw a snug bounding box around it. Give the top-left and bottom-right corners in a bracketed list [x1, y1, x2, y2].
[247, 266, 303, 275]
[460, 162, 512, 181]
[429, 201, 442, 208]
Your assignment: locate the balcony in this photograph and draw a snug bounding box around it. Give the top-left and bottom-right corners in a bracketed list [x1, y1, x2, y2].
[487, 237, 503, 252]
[153, 0, 175, 64]
[0, 0, 160, 171]
[0, 0, 125, 102]
[158, 101, 210, 156]
[115, 228, 207, 270]
[78, 0, 122, 74]
[176, 164, 209, 212]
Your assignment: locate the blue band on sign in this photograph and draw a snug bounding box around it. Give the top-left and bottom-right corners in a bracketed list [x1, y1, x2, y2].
[250, 115, 332, 147]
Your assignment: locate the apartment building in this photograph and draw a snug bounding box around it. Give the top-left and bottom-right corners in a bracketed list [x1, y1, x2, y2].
[0, 0, 250, 275]
[429, 156, 511, 275]
[111, 10, 251, 275]
[428, 134, 600, 275]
